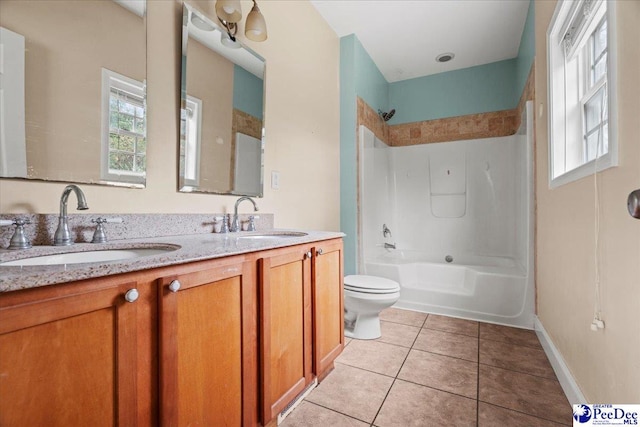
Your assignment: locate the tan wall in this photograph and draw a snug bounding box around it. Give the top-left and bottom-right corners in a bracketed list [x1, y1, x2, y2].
[0, 0, 145, 182]
[186, 38, 234, 192]
[535, 1, 640, 402]
[0, 0, 341, 231]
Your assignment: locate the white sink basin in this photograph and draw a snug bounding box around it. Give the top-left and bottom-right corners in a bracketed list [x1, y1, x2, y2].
[237, 232, 308, 240]
[0, 247, 178, 267]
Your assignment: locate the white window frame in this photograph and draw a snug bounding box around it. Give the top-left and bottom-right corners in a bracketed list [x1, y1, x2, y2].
[101, 68, 146, 185]
[182, 95, 202, 187]
[547, 0, 618, 189]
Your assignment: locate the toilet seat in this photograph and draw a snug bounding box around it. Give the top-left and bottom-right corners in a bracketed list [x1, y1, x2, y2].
[344, 275, 400, 295]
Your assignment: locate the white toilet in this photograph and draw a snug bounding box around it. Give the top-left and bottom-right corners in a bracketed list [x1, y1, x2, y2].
[343, 275, 401, 340]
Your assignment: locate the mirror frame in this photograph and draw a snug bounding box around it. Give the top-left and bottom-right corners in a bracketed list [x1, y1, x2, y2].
[179, 3, 266, 197]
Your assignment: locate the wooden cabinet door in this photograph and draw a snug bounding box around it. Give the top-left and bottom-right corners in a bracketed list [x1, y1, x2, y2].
[259, 246, 313, 424]
[0, 280, 141, 427]
[158, 258, 258, 427]
[312, 239, 344, 379]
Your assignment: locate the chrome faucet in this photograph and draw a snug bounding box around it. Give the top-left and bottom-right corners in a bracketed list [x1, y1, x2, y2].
[230, 196, 258, 232]
[54, 185, 89, 246]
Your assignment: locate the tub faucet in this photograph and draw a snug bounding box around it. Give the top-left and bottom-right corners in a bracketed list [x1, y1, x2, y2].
[54, 185, 89, 246]
[230, 196, 258, 232]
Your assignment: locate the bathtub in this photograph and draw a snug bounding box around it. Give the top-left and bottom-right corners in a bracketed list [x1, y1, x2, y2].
[364, 250, 535, 328]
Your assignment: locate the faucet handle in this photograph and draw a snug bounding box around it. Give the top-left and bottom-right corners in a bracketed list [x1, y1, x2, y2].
[216, 215, 230, 233]
[91, 217, 123, 243]
[2, 218, 32, 250]
[247, 215, 260, 232]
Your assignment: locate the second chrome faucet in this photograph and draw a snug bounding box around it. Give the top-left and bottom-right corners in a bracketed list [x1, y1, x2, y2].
[54, 185, 89, 246]
[230, 197, 259, 232]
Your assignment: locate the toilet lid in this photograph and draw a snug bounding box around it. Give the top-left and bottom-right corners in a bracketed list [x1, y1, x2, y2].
[344, 275, 400, 292]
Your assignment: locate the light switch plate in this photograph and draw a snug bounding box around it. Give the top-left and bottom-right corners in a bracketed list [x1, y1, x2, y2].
[271, 171, 280, 190]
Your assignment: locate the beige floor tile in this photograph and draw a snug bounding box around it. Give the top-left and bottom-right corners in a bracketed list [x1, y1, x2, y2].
[480, 339, 556, 379]
[478, 402, 569, 426]
[379, 307, 427, 327]
[424, 314, 479, 337]
[398, 349, 478, 398]
[344, 337, 352, 346]
[306, 363, 393, 423]
[479, 365, 570, 425]
[375, 321, 421, 348]
[479, 323, 541, 348]
[336, 339, 409, 377]
[413, 328, 479, 362]
[374, 379, 476, 427]
[280, 401, 369, 427]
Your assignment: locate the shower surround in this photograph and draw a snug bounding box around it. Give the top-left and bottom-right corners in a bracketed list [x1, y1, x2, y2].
[358, 102, 534, 328]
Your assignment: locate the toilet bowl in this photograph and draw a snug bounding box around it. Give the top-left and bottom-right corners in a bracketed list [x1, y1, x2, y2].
[344, 275, 400, 340]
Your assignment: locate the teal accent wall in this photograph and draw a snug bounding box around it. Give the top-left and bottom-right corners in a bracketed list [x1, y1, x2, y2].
[515, 0, 535, 99]
[353, 36, 389, 113]
[340, 35, 390, 275]
[340, 35, 358, 275]
[388, 59, 518, 124]
[233, 65, 264, 119]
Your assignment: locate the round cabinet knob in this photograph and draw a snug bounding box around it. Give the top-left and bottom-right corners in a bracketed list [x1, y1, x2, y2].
[316, 248, 323, 256]
[124, 288, 139, 303]
[305, 251, 312, 260]
[168, 280, 181, 293]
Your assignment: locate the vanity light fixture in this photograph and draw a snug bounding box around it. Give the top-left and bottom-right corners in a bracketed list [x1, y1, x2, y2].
[215, 0, 267, 43]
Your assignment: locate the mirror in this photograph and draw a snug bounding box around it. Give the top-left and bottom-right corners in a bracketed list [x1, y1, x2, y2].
[179, 4, 265, 196]
[0, 0, 147, 188]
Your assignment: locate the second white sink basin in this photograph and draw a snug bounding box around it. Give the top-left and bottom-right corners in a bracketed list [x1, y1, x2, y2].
[1, 247, 178, 267]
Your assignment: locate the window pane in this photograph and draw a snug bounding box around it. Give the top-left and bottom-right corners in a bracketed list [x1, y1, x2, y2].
[119, 135, 135, 152]
[110, 96, 119, 111]
[135, 106, 145, 119]
[118, 114, 134, 132]
[135, 155, 146, 172]
[594, 19, 607, 58]
[585, 132, 599, 162]
[137, 138, 147, 152]
[593, 53, 607, 83]
[109, 152, 134, 172]
[585, 87, 605, 133]
[110, 112, 119, 130]
[109, 134, 119, 150]
[134, 117, 145, 134]
[119, 100, 136, 115]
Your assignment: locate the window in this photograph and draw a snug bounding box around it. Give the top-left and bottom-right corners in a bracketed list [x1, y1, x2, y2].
[101, 68, 146, 185]
[547, 0, 617, 188]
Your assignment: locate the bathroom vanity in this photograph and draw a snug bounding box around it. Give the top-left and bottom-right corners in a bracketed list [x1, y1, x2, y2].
[0, 231, 344, 426]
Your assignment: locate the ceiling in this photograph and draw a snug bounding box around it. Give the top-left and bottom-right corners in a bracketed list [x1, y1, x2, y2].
[310, 0, 530, 83]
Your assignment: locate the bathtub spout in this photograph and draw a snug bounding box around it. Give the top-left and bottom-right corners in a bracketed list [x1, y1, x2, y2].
[384, 242, 396, 250]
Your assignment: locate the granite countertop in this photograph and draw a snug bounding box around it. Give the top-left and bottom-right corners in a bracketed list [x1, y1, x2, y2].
[0, 230, 344, 292]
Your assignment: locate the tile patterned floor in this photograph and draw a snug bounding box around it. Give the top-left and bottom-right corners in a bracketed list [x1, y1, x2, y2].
[282, 308, 571, 427]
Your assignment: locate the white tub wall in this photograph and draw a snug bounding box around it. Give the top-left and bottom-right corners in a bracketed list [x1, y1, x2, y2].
[389, 136, 527, 262]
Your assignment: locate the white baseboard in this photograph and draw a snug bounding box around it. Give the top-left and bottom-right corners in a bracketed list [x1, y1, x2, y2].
[534, 316, 587, 405]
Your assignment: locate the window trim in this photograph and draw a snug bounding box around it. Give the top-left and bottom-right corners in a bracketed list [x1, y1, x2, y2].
[546, 0, 618, 189]
[101, 68, 146, 186]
